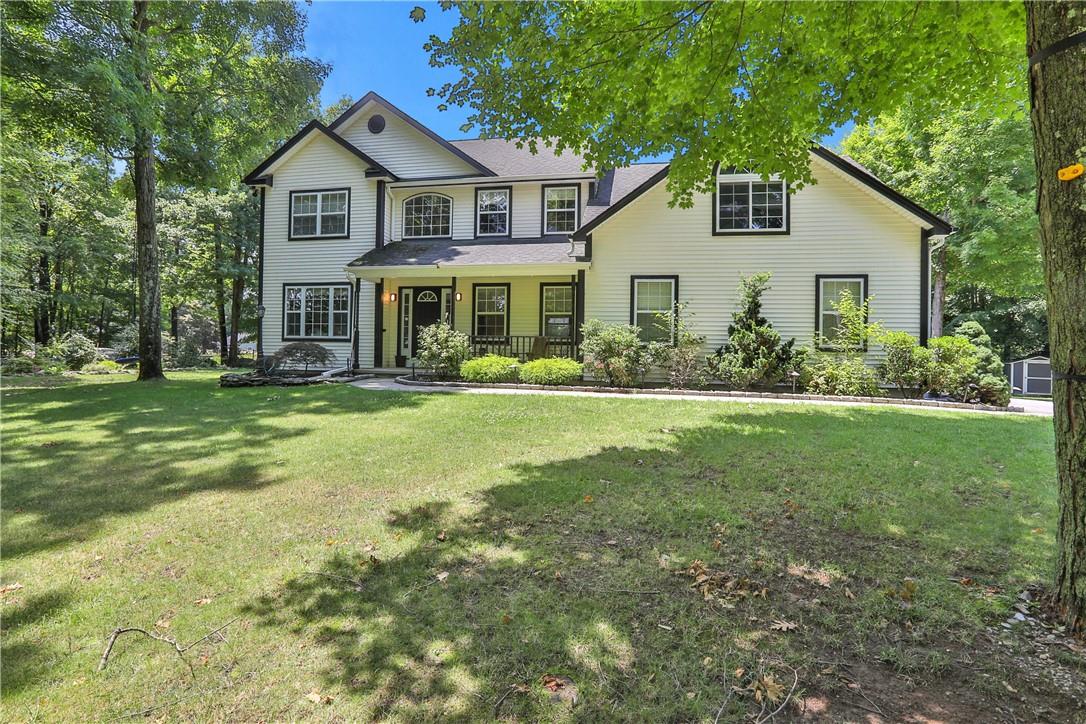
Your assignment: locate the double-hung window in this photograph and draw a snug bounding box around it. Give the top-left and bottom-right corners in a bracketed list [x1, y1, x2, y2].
[816, 275, 867, 346]
[290, 189, 349, 239]
[540, 284, 574, 338]
[714, 170, 787, 233]
[403, 193, 452, 238]
[284, 284, 350, 339]
[473, 285, 509, 337]
[476, 187, 510, 236]
[631, 276, 677, 343]
[543, 186, 579, 234]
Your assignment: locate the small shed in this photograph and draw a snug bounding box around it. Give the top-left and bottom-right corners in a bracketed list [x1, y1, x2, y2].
[1005, 355, 1051, 396]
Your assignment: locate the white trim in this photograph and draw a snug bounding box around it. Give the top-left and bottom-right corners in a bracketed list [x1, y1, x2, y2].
[476, 188, 510, 237]
[347, 262, 590, 281]
[402, 192, 453, 239]
[389, 173, 595, 189]
[400, 289, 414, 356]
[714, 173, 788, 233]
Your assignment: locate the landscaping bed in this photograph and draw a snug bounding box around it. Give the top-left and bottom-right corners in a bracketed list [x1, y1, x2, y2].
[395, 374, 1024, 412]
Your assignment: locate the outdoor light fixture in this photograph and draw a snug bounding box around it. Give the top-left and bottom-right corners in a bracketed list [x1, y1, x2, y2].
[256, 304, 266, 318]
[388, 292, 397, 303]
[455, 291, 463, 302]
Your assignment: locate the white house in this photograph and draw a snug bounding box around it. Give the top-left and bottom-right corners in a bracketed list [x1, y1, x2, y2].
[243, 91, 951, 370]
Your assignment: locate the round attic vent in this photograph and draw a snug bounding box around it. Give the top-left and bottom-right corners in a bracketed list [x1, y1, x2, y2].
[367, 114, 386, 134]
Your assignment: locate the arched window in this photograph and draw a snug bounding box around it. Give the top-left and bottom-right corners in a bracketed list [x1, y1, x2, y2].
[403, 193, 452, 239]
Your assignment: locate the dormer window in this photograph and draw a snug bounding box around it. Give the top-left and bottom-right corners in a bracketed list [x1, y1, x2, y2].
[290, 189, 349, 239]
[403, 193, 452, 238]
[476, 187, 510, 237]
[713, 170, 787, 234]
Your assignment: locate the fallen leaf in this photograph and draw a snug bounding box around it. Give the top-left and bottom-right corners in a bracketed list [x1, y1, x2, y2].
[541, 674, 565, 692]
[501, 613, 512, 624]
[305, 689, 332, 704]
[756, 674, 785, 703]
[712, 539, 723, 551]
[154, 618, 171, 630]
[583, 495, 593, 503]
[554, 570, 563, 580]
[436, 530, 447, 542]
[436, 571, 449, 583]
[844, 587, 856, 600]
[193, 597, 212, 606]
[769, 619, 798, 632]
[703, 656, 713, 667]
[0, 583, 24, 596]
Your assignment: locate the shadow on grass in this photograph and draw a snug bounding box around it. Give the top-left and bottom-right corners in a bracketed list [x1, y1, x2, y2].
[246, 409, 1057, 721]
[1, 376, 426, 559]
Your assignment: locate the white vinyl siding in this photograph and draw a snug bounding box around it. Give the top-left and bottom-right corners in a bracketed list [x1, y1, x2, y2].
[260, 133, 375, 367]
[585, 156, 924, 363]
[337, 105, 480, 179]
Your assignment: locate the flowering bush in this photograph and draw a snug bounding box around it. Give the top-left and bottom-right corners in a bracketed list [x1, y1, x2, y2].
[416, 323, 471, 379]
[580, 319, 648, 387]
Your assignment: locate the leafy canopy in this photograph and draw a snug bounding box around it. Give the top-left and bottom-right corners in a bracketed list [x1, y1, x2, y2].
[422, 1, 1022, 204]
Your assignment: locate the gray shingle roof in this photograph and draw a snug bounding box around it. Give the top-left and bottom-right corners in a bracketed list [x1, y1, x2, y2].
[583, 163, 669, 224]
[448, 138, 591, 177]
[348, 237, 579, 268]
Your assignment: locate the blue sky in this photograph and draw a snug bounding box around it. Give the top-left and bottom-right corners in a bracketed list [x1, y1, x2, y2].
[303, 1, 852, 151]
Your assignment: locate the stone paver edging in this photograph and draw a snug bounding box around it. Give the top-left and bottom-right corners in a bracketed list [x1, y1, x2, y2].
[393, 375, 1024, 413]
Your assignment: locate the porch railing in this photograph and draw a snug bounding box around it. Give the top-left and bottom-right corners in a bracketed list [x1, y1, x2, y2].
[469, 335, 576, 362]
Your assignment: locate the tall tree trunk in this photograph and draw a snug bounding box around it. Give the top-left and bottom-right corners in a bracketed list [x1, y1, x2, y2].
[34, 197, 53, 345]
[130, 0, 164, 381]
[214, 230, 228, 360]
[930, 244, 947, 338]
[227, 239, 243, 366]
[1027, 2, 1086, 630]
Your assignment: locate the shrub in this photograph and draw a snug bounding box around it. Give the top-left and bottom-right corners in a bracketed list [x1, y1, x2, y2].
[46, 332, 98, 370]
[954, 321, 1011, 405]
[416, 322, 471, 379]
[817, 289, 882, 354]
[83, 360, 124, 374]
[519, 357, 583, 386]
[877, 330, 931, 398]
[580, 319, 649, 387]
[460, 355, 519, 383]
[707, 273, 801, 388]
[271, 341, 336, 372]
[926, 335, 979, 399]
[647, 302, 708, 389]
[172, 338, 205, 368]
[1, 357, 35, 374]
[803, 354, 879, 396]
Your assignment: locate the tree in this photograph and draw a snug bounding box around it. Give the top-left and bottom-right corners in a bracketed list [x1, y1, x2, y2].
[2, 1, 327, 379]
[419, 1, 1086, 626]
[841, 101, 1041, 339]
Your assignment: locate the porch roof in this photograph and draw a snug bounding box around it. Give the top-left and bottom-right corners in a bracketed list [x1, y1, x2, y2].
[345, 237, 589, 278]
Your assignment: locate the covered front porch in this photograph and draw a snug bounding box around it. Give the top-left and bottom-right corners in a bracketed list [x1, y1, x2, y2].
[346, 238, 590, 369]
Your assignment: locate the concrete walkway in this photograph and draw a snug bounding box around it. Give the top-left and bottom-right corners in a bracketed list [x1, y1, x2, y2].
[350, 377, 1053, 417]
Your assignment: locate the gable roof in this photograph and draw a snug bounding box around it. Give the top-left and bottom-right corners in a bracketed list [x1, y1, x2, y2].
[447, 138, 591, 177]
[571, 147, 952, 240]
[242, 120, 396, 185]
[328, 91, 496, 177]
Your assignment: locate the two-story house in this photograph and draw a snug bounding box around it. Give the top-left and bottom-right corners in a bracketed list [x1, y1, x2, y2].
[243, 91, 951, 371]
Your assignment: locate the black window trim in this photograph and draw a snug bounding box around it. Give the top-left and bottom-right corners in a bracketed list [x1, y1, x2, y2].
[538, 282, 575, 338]
[711, 164, 790, 236]
[814, 273, 869, 351]
[474, 185, 513, 239]
[629, 274, 679, 344]
[288, 187, 351, 241]
[472, 282, 511, 337]
[281, 281, 353, 342]
[402, 191, 454, 240]
[540, 183, 581, 236]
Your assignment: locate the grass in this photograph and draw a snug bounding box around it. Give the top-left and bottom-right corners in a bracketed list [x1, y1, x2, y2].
[0, 371, 1069, 721]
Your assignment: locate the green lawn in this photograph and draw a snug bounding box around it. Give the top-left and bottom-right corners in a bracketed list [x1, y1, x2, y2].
[1, 371, 1076, 721]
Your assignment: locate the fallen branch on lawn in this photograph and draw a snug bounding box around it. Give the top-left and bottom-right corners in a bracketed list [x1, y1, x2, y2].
[98, 617, 239, 676]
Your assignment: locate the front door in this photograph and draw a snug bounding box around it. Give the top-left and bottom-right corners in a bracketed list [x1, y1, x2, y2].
[409, 287, 443, 356]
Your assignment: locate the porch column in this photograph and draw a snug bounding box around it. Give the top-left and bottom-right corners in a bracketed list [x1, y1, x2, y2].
[450, 276, 457, 329]
[574, 269, 586, 360]
[373, 278, 384, 367]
